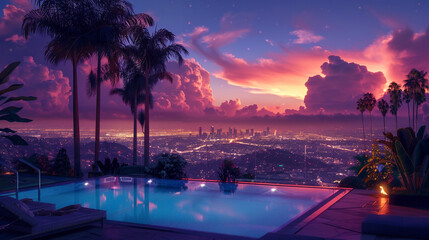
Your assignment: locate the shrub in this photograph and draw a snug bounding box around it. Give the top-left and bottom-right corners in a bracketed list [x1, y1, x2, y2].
[218, 159, 240, 183]
[338, 176, 365, 189]
[151, 153, 187, 179]
[52, 148, 72, 177]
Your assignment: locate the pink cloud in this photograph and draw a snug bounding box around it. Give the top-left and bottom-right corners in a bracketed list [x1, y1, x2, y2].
[219, 99, 241, 117]
[9, 56, 72, 117]
[0, 4, 26, 36]
[152, 58, 215, 115]
[187, 25, 329, 98]
[5, 34, 27, 45]
[304, 55, 386, 113]
[290, 29, 324, 44]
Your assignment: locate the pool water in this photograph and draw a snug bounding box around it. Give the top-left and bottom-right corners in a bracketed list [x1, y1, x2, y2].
[8, 177, 336, 238]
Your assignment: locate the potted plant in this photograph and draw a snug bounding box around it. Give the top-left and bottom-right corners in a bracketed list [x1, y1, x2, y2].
[379, 126, 429, 208]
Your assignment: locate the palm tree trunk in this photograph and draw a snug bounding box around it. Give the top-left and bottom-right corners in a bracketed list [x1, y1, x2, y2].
[395, 114, 398, 131]
[416, 103, 419, 130]
[133, 93, 137, 166]
[369, 111, 373, 142]
[361, 112, 365, 151]
[412, 100, 415, 130]
[407, 102, 410, 128]
[72, 55, 81, 177]
[94, 53, 101, 165]
[144, 70, 150, 167]
[383, 115, 386, 133]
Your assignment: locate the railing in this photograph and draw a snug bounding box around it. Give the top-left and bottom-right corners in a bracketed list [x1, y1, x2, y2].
[0, 160, 19, 199]
[17, 158, 41, 201]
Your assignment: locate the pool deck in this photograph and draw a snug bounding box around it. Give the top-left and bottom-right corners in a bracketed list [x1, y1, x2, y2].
[7, 189, 426, 240]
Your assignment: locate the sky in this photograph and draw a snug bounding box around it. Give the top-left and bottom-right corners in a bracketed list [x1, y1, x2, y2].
[1, 0, 429, 131]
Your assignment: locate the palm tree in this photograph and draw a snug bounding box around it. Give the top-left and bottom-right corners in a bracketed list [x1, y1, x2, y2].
[377, 99, 389, 133]
[356, 98, 366, 150]
[23, 0, 97, 177]
[404, 69, 428, 129]
[85, 0, 153, 164]
[363, 93, 376, 141]
[388, 82, 402, 131]
[127, 27, 188, 166]
[403, 89, 411, 127]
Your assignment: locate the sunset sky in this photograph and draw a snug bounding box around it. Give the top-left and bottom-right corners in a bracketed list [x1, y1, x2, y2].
[1, 0, 429, 129]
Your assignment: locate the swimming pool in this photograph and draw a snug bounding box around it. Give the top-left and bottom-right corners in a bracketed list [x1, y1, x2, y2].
[4, 177, 338, 238]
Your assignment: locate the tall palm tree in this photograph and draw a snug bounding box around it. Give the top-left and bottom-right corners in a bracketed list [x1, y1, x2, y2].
[23, 0, 97, 177]
[128, 27, 188, 166]
[388, 82, 402, 131]
[110, 64, 156, 166]
[85, 0, 153, 164]
[403, 88, 412, 127]
[356, 98, 366, 150]
[363, 93, 376, 141]
[404, 69, 428, 129]
[377, 99, 389, 133]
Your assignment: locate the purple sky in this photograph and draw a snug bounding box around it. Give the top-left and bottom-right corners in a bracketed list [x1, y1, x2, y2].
[1, 0, 429, 131]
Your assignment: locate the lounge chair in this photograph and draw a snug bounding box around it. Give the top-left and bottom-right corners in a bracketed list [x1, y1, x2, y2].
[362, 214, 429, 239]
[0, 196, 105, 240]
[20, 198, 56, 212]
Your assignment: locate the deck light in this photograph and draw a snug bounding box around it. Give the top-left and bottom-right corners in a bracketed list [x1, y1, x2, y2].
[147, 179, 153, 184]
[379, 186, 388, 196]
[200, 183, 206, 187]
[84, 182, 89, 186]
[270, 188, 277, 192]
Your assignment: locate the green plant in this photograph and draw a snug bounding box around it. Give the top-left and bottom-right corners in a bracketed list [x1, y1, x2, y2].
[52, 148, 72, 177]
[379, 126, 429, 193]
[338, 176, 365, 189]
[0, 62, 36, 145]
[96, 157, 120, 175]
[218, 159, 241, 183]
[355, 144, 396, 189]
[151, 153, 187, 179]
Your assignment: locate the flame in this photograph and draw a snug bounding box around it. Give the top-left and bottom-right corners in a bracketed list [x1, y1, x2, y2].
[379, 186, 388, 196]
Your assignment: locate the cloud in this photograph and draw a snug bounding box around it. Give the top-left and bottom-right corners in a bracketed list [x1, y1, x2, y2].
[8, 56, 72, 117]
[290, 30, 324, 44]
[186, 26, 329, 98]
[219, 99, 241, 117]
[151, 58, 215, 115]
[304, 55, 387, 113]
[0, 3, 26, 37]
[5, 34, 27, 45]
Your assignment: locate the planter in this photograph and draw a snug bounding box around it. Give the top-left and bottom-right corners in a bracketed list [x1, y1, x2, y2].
[389, 192, 429, 209]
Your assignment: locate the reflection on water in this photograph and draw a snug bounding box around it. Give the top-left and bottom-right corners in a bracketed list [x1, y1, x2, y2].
[14, 178, 336, 238]
[218, 182, 238, 194]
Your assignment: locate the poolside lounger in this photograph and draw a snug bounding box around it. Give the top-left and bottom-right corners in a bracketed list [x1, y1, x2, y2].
[0, 196, 105, 239]
[362, 214, 429, 239]
[20, 199, 56, 212]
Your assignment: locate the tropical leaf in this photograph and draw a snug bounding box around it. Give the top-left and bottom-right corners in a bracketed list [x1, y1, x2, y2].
[395, 140, 414, 177]
[2, 96, 37, 105]
[0, 113, 32, 122]
[417, 126, 426, 140]
[0, 106, 22, 115]
[412, 140, 426, 172]
[420, 156, 429, 178]
[0, 84, 24, 96]
[138, 110, 144, 131]
[0, 62, 20, 85]
[384, 132, 394, 140]
[397, 128, 415, 154]
[0, 128, 16, 133]
[2, 134, 28, 145]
